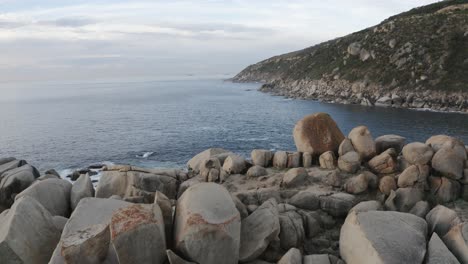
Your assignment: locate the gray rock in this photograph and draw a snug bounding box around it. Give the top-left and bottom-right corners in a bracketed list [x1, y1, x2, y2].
[167, 249, 196, 264]
[426, 205, 461, 238]
[174, 183, 240, 264]
[337, 151, 361, 173]
[426, 233, 460, 264]
[61, 223, 110, 264]
[200, 157, 221, 182]
[350, 200, 383, 214]
[378, 175, 396, 196]
[348, 126, 376, 160]
[279, 210, 305, 250]
[71, 174, 95, 211]
[246, 165, 268, 178]
[387, 187, 424, 212]
[397, 164, 429, 189]
[298, 210, 322, 238]
[443, 223, 468, 264]
[303, 152, 313, 168]
[426, 135, 466, 159]
[375, 134, 406, 154]
[288, 191, 320, 210]
[223, 155, 246, 174]
[338, 138, 355, 157]
[0, 196, 60, 264]
[232, 195, 248, 219]
[408, 201, 430, 218]
[402, 142, 434, 165]
[251, 149, 273, 167]
[320, 192, 356, 217]
[367, 150, 397, 174]
[239, 199, 280, 262]
[154, 191, 173, 247]
[110, 204, 166, 264]
[278, 247, 301, 264]
[344, 174, 368, 194]
[0, 164, 39, 209]
[0, 159, 26, 176]
[283, 168, 308, 188]
[16, 178, 71, 217]
[340, 211, 427, 264]
[273, 151, 288, 169]
[187, 148, 233, 173]
[303, 254, 331, 264]
[53, 216, 69, 232]
[430, 177, 461, 203]
[287, 152, 302, 168]
[319, 151, 336, 170]
[432, 146, 464, 180]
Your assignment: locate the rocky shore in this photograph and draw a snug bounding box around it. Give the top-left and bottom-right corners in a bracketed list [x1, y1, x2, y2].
[254, 78, 468, 113]
[1, 112, 468, 264]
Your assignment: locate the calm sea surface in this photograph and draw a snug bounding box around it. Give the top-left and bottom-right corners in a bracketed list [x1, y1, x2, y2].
[0, 77, 467, 173]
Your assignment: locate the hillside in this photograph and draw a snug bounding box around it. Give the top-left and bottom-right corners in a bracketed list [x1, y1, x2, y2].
[233, 0, 468, 112]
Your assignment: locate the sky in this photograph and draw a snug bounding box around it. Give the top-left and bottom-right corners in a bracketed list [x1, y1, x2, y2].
[0, 0, 440, 82]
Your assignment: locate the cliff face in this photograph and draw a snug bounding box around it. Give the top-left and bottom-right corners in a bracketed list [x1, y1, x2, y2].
[233, 0, 468, 112]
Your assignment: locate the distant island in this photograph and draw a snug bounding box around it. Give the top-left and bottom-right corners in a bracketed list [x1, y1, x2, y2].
[233, 0, 468, 113]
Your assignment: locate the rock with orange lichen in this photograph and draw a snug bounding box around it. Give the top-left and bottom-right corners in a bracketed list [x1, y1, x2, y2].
[174, 183, 241, 264]
[110, 204, 166, 264]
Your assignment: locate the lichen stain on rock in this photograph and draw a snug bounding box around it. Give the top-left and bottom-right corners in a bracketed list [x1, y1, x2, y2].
[110, 204, 157, 238]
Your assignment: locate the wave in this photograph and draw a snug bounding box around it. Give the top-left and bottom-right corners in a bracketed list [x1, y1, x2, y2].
[136, 152, 154, 158]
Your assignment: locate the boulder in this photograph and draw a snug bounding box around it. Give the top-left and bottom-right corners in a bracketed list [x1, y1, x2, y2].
[251, 149, 273, 167]
[350, 200, 383, 214]
[375, 134, 406, 154]
[426, 233, 460, 264]
[49, 197, 133, 264]
[319, 192, 356, 217]
[402, 142, 434, 165]
[344, 174, 369, 194]
[61, 223, 110, 264]
[293, 113, 345, 154]
[340, 211, 427, 264]
[154, 191, 173, 247]
[299, 210, 322, 238]
[174, 183, 240, 264]
[288, 191, 320, 210]
[385, 187, 424, 212]
[397, 164, 429, 189]
[0, 164, 39, 209]
[303, 254, 331, 264]
[348, 126, 376, 160]
[52, 216, 68, 232]
[246, 165, 268, 178]
[337, 151, 360, 173]
[338, 138, 355, 156]
[0, 159, 26, 176]
[187, 148, 233, 173]
[0, 196, 60, 264]
[283, 168, 308, 188]
[273, 151, 288, 169]
[432, 146, 464, 180]
[278, 247, 301, 264]
[232, 195, 248, 219]
[409, 201, 430, 218]
[279, 210, 305, 250]
[426, 205, 461, 238]
[347, 42, 362, 56]
[325, 170, 342, 187]
[443, 223, 468, 264]
[110, 204, 166, 264]
[223, 155, 246, 174]
[167, 249, 196, 264]
[319, 151, 336, 170]
[70, 174, 95, 211]
[303, 152, 313, 168]
[367, 149, 397, 174]
[15, 178, 71, 217]
[200, 157, 222, 182]
[287, 152, 302, 168]
[239, 199, 280, 262]
[95, 170, 127, 198]
[429, 177, 461, 203]
[0, 157, 16, 166]
[379, 175, 396, 196]
[426, 135, 466, 159]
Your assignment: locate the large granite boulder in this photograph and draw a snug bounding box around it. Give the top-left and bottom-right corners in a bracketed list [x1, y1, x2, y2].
[283, 168, 308, 188]
[154, 191, 173, 247]
[319, 192, 356, 217]
[288, 191, 320, 211]
[378, 175, 397, 195]
[426, 135, 466, 160]
[319, 151, 337, 170]
[187, 148, 233, 173]
[273, 151, 288, 169]
[293, 113, 345, 155]
[337, 151, 361, 173]
[375, 134, 406, 154]
[174, 183, 240, 264]
[251, 149, 274, 167]
[223, 155, 246, 174]
[443, 223, 468, 264]
[279, 211, 305, 250]
[338, 138, 355, 156]
[426, 205, 461, 238]
[348, 126, 376, 160]
[367, 149, 397, 174]
[110, 204, 166, 264]
[239, 199, 280, 262]
[0, 196, 61, 264]
[344, 174, 369, 194]
[49, 197, 133, 264]
[70, 174, 95, 211]
[15, 178, 71, 217]
[246, 166, 268, 178]
[0, 164, 39, 209]
[167, 249, 196, 264]
[426, 232, 460, 264]
[432, 146, 465, 180]
[397, 164, 429, 189]
[402, 142, 434, 165]
[61, 223, 110, 264]
[200, 157, 222, 182]
[340, 211, 427, 264]
[429, 177, 461, 203]
[0, 159, 26, 176]
[385, 187, 424, 212]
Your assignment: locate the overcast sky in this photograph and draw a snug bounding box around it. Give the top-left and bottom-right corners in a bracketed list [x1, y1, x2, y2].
[0, 0, 439, 82]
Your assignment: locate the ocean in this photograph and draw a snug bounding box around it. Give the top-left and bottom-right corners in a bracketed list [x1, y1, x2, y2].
[0, 77, 467, 174]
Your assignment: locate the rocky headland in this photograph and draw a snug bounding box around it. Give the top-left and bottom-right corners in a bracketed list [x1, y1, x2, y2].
[1, 112, 468, 264]
[232, 0, 468, 113]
